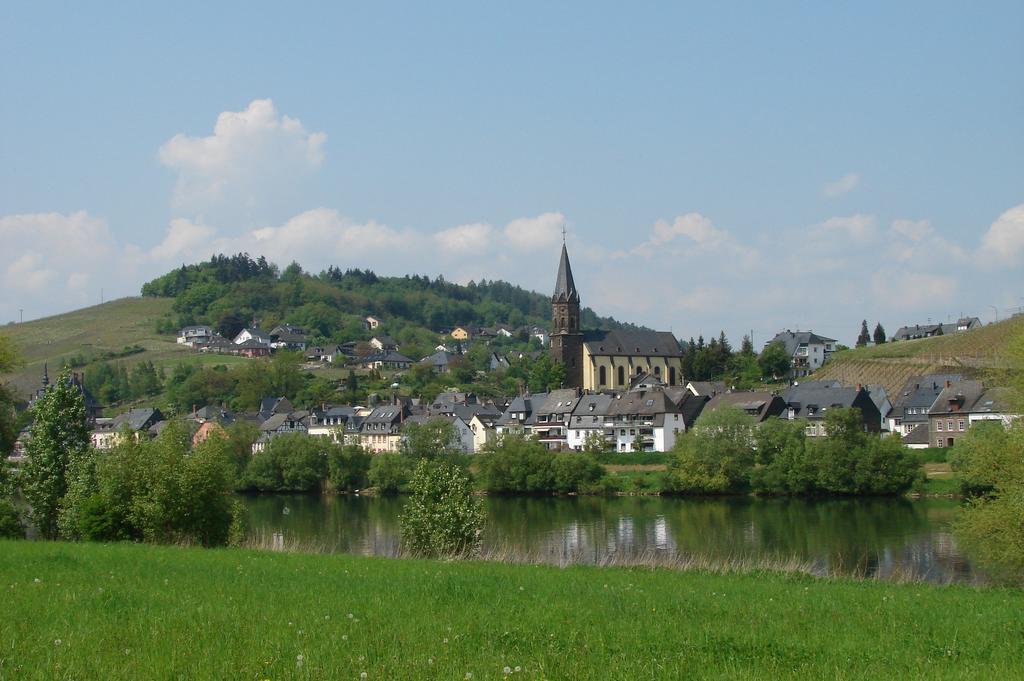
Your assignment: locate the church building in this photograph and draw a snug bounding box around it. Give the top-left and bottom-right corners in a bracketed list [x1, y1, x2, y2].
[549, 244, 685, 391]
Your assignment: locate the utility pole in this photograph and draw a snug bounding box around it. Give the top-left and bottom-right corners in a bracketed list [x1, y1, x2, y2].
[19, 308, 23, 324]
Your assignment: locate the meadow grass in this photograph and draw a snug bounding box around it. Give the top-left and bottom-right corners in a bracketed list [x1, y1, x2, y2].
[1, 541, 1021, 680]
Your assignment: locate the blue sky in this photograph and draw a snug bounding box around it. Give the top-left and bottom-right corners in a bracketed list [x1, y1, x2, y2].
[2, 2, 1022, 345]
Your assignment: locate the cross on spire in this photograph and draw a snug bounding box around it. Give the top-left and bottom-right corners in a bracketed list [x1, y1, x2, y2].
[561, 222, 566, 244]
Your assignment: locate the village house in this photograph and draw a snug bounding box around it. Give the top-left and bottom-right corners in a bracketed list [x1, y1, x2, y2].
[177, 325, 214, 347]
[269, 324, 308, 351]
[968, 387, 1019, 428]
[766, 330, 838, 378]
[887, 374, 963, 436]
[450, 325, 475, 341]
[359, 404, 409, 453]
[686, 381, 727, 397]
[892, 317, 982, 341]
[252, 410, 309, 453]
[403, 414, 476, 453]
[566, 393, 614, 450]
[468, 412, 499, 452]
[702, 391, 787, 422]
[779, 384, 882, 437]
[529, 389, 581, 449]
[363, 315, 383, 330]
[604, 389, 686, 452]
[369, 336, 399, 352]
[233, 326, 272, 346]
[91, 407, 165, 450]
[495, 393, 548, 436]
[353, 351, 414, 371]
[928, 380, 985, 448]
[308, 406, 357, 443]
[235, 338, 271, 358]
[419, 349, 457, 374]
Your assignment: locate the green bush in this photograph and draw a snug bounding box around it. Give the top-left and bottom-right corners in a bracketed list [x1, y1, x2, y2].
[368, 452, 413, 494]
[399, 460, 484, 557]
[475, 434, 607, 494]
[0, 500, 24, 539]
[59, 421, 238, 547]
[664, 407, 756, 494]
[327, 445, 372, 492]
[239, 434, 329, 493]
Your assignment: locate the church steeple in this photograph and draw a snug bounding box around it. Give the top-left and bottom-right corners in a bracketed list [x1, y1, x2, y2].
[552, 243, 579, 304]
[550, 241, 583, 388]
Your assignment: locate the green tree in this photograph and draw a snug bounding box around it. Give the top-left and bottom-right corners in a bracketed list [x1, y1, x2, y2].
[0, 335, 20, 457]
[400, 459, 484, 557]
[750, 419, 814, 495]
[327, 445, 372, 492]
[758, 342, 791, 380]
[664, 406, 756, 494]
[403, 418, 462, 461]
[368, 452, 413, 494]
[21, 370, 90, 538]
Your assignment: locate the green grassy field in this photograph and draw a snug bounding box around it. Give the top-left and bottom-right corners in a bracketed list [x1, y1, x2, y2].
[0, 297, 209, 397]
[1, 541, 1021, 680]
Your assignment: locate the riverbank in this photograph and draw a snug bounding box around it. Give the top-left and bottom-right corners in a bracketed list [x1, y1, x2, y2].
[2, 541, 1021, 679]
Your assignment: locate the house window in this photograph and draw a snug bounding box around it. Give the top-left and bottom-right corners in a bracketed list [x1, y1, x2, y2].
[937, 421, 943, 432]
[958, 420, 965, 431]
[653, 366, 661, 377]
[947, 420, 954, 432]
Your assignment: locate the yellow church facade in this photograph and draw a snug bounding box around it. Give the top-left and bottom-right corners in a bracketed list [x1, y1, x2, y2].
[580, 330, 685, 391]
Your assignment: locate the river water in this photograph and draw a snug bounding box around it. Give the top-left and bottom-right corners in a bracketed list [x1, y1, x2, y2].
[241, 494, 978, 583]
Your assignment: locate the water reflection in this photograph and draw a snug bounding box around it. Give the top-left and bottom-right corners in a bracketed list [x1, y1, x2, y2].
[241, 494, 977, 583]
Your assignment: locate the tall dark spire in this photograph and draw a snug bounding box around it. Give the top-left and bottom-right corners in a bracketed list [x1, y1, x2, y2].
[552, 243, 579, 303]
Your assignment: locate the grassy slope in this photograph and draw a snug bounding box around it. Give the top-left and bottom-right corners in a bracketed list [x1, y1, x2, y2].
[2, 541, 1022, 680]
[0, 297, 249, 400]
[810, 315, 1024, 396]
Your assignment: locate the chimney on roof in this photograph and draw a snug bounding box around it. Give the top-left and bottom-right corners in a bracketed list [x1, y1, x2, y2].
[945, 380, 952, 389]
[856, 383, 862, 391]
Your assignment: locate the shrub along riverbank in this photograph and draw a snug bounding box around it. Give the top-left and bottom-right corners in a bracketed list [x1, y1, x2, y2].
[2, 540, 1022, 680]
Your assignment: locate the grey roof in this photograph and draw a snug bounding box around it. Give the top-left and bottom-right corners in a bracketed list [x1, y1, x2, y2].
[534, 389, 582, 417]
[496, 393, 548, 426]
[767, 330, 837, 356]
[583, 329, 683, 357]
[258, 397, 294, 423]
[679, 393, 710, 428]
[552, 243, 579, 303]
[891, 324, 943, 341]
[781, 385, 864, 418]
[703, 391, 785, 422]
[892, 375, 963, 411]
[112, 408, 162, 432]
[356, 351, 414, 365]
[970, 387, 1017, 414]
[191, 405, 236, 424]
[687, 381, 727, 396]
[928, 380, 986, 416]
[902, 423, 930, 445]
[420, 350, 455, 367]
[606, 389, 681, 418]
[571, 393, 614, 418]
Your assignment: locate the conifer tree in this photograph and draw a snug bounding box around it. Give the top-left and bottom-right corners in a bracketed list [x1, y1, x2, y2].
[873, 322, 887, 345]
[856, 320, 871, 347]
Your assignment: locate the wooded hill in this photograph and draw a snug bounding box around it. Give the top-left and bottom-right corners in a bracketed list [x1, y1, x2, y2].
[142, 253, 645, 349]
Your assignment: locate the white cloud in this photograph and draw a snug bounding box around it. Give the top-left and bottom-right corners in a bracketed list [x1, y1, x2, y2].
[977, 203, 1024, 268]
[822, 172, 860, 199]
[433, 223, 496, 256]
[871, 270, 957, 308]
[651, 213, 727, 246]
[503, 212, 565, 251]
[149, 217, 216, 261]
[158, 99, 327, 220]
[891, 218, 934, 241]
[814, 214, 877, 241]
